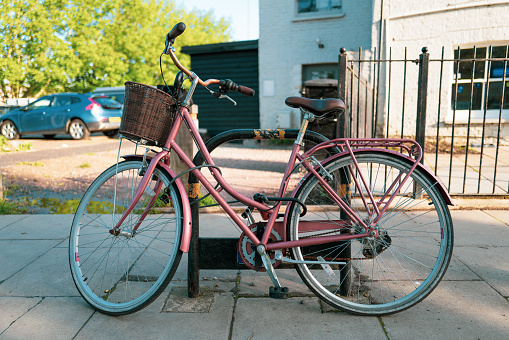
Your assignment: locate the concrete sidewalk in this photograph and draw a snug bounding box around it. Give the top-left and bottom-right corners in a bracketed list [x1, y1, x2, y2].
[0, 210, 508, 339]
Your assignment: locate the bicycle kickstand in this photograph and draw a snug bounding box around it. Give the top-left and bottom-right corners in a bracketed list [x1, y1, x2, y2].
[256, 245, 289, 299]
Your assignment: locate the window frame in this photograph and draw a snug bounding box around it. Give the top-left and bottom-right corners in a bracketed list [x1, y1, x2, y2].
[294, 0, 344, 22]
[447, 43, 509, 124]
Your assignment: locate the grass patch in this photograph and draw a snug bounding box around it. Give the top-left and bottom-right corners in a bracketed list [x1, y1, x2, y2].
[0, 136, 10, 152]
[16, 142, 32, 151]
[0, 200, 20, 215]
[16, 161, 44, 166]
[0, 185, 27, 214]
[199, 194, 218, 207]
[0, 200, 24, 214]
[0, 137, 33, 153]
[78, 163, 91, 168]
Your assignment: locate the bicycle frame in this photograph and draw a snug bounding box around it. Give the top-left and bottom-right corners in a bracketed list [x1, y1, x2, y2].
[110, 86, 451, 255]
[69, 25, 455, 316]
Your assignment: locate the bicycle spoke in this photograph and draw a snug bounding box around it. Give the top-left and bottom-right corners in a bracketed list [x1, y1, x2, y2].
[288, 152, 453, 315]
[69, 160, 183, 315]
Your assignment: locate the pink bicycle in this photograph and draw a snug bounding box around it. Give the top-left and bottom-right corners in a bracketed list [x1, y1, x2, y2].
[69, 23, 453, 316]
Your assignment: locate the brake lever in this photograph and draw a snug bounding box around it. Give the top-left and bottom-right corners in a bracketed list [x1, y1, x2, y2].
[218, 94, 237, 106]
[206, 88, 237, 106]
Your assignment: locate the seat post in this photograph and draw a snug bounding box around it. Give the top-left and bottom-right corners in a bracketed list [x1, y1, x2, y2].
[295, 108, 314, 146]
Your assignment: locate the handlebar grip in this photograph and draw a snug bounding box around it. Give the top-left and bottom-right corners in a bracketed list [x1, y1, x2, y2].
[164, 22, 186, 53]
[219, 79, 255, 97]
[168, 22, 186, 41]
[237, 85, 255, 97]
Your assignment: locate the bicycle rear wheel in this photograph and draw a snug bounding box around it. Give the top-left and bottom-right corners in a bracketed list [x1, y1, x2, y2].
[69, 160, 183, 315]
[287, 152, 453, 315]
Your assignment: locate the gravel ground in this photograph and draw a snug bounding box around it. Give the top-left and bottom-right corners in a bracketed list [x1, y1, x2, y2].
[1, 138, 299, 213]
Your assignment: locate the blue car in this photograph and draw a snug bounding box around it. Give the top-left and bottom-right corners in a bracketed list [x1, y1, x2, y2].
[0, 93, 122, 140]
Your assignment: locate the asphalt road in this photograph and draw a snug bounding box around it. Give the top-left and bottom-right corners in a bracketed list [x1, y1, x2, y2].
[0, 134, 121, 167]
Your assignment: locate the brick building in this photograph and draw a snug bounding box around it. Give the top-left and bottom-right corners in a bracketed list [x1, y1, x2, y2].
[259, 0, 509, 142]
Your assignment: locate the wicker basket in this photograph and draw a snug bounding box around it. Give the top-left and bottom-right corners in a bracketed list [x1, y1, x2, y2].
[119, 82, 177, 146]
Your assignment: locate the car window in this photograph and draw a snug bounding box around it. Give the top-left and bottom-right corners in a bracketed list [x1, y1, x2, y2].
[72, 97, 81, 104]
[52, 96, 74, 107]
[92, 96, 122, 109]
[26, 98, 51, 110]
[109, 94, 125, 104]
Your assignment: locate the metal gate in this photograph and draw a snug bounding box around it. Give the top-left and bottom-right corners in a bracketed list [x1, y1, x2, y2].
[338, 46, 509, 196]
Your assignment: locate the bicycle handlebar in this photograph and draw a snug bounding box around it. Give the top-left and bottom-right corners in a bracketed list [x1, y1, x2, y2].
[219, 80, 256, 97]
[163, 22, 255, 97]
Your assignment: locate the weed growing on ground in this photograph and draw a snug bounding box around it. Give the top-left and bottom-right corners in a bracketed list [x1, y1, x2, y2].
[78, 163, 91, 168]
[0, 186, 27, 214]
[16, 161, 44, 166]
[0, 136, 11, 152]
[16, 142, 32, 151]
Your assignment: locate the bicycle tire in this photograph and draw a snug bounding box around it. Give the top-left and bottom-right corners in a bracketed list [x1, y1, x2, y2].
[287, 151, 453, 316]
[69, 160, 183, 315]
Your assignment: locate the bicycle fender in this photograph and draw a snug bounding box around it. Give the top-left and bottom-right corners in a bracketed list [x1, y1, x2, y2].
[122, 155, 192, 253]
[291, 149, 454, 206]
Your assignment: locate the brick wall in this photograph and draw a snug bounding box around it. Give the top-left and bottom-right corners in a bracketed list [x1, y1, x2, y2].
[258, 0, 374, 129]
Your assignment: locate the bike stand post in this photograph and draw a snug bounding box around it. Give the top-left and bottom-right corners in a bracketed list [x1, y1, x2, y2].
[187, 129, 335, 298]
[187, 197, 200, 298]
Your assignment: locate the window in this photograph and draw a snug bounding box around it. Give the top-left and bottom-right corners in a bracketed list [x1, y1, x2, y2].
[303, 63, 338, 81]
[26, 98, 51, 110]
[295, 0, 344, 21]
[298, 0, 341, 13]
[52, 96, 73, 107]
[450, 45, 509, 123]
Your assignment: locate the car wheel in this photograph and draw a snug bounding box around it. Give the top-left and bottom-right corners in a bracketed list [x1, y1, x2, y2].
[103, 129, 119, 138]
[1, 120, 20, 140]
[69, 119, 90, 140]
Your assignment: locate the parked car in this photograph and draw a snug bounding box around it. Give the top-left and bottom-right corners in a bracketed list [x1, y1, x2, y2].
[0, 105, 20, 116]
[92, 86, 125, 105]
[0, 93, 122, 140]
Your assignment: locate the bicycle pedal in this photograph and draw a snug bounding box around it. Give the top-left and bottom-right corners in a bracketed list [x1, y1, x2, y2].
[269, 286, 289, 299]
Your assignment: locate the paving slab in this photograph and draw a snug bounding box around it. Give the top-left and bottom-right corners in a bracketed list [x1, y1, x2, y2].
[450, 210, 509, 247]
[442, 254, 479, 281]
[381, 281, 509, 340]
[0, 214, 73, 240]
[1, 211, 508, 339]
[0, 297, 93, 339]
[237, 269, 314, 297]
[483, 210, 509, 225]
[231, 296, 386, 340]
[0, 240, 62, 282]
[75, 292, 234, 339]
[0, 215, 28, 230]
[454, 246, 509, 297]
[0, 247, 77, 297]
[0, 297, 41, 334]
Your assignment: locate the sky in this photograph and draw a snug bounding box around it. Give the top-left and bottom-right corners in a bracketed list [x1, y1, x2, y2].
[175, 0, 259, 41]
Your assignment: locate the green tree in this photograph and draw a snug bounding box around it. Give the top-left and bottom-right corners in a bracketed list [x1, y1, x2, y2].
[0, 0, 230, 101]
[0, 0, 72, 99]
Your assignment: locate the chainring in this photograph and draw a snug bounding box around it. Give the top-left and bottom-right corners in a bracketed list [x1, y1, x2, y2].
[238, 224, 282, 271]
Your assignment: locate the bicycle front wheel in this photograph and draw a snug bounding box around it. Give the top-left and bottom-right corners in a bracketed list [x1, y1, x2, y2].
[69, 160, 183, 315]
[287, 152, 453, 316]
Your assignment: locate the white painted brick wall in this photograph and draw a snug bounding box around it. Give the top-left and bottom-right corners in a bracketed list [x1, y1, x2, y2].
[259, 0, 374, 129]
[386, 1, 509, 142]
[259, 0, 509, 142]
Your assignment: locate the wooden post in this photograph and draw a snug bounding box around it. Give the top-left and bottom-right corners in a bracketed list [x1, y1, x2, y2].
[0, 168, 3, 201]
[170, 105, 198, 186]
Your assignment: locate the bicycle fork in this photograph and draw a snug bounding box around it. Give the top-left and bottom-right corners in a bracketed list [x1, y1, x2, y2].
[109, 151, 168, 235]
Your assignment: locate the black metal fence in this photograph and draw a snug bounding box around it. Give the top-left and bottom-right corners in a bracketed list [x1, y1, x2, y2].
[338, 46, 509, 196]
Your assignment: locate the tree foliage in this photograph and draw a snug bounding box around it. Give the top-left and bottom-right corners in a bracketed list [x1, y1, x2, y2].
[0, 0, 230, 101]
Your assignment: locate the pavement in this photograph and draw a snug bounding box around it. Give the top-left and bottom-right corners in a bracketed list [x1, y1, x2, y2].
[1, 208, 508, 339]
